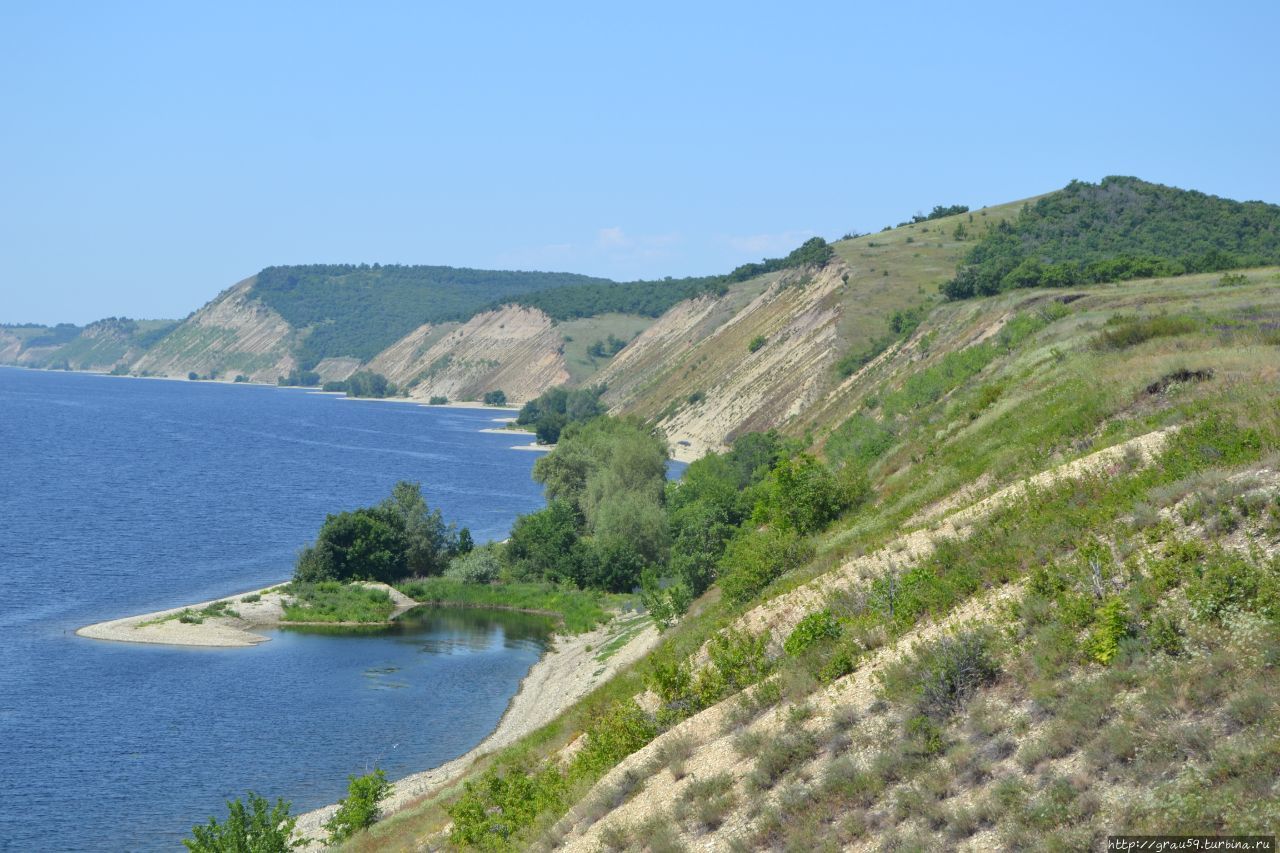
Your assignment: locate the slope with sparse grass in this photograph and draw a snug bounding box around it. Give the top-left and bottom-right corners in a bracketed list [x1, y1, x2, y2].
[327, 253, 1280, 852]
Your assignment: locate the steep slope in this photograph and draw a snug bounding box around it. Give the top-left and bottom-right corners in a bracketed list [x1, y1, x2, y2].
[600, 198, 1029, 457]
[346, 262, 1280, 853]
[130, 278, 298, 381]
[0, 319, 175, 371]
[48, 317, 176, 371]
[0, 325, 67, 366]
[387, 306, 569, 405]
[249, 264, 617, 367]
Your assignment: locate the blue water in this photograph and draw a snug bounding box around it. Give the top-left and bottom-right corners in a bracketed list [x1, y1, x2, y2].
[0, 368, 559, 851]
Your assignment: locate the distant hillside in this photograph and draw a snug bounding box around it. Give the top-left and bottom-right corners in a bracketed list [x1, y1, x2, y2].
[0, 318, 176, 371]
[250, 264, 614, 366]
[944, 176, 1280, 298]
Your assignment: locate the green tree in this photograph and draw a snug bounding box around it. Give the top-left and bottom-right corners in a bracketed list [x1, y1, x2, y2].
[323, 769, 392, 844]
[483, 389, 507, 406]
[754, 453, 847, 534]
[294, 508, 408, 584]
[184, 792, 301, 852]
[718, 527, 814, 604]
[503, 500, 585, 583]
[377, 481, 457, 576]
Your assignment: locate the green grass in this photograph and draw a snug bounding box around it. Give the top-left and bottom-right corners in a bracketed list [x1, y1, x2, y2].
[595, 613, 650, 662]
[555, 314, 655, 384]
[281, 581, 396, 623]
[395, 579, 622, 634]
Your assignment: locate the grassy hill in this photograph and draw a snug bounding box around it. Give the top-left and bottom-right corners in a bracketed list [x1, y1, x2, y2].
[294, 178, 1280, 851]
[338, 261, 1280, 853]
[943, 176, 1280, 298]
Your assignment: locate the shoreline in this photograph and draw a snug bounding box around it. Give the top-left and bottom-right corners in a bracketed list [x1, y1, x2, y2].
[77, 578, 661, 847]
[293, 610, 658, 845]
[0, 366, 520, 412]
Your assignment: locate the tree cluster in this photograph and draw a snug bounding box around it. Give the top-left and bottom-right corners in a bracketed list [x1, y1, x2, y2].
[499, 275, 727, 321]
[277, 369, 320, 387]
[586, 334, 628, 358]
[504, 417, 669, 592]
[322, 371, 397, 398]
[942, 177, 1280, 299]
[903, 204, 969, 226]
[515, 384, 607, 444]
[724, 237, 834, 283]
[294, 482, 471, 584]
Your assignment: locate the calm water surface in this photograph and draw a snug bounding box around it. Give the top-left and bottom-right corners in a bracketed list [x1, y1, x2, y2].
[0, 368, 557, 851]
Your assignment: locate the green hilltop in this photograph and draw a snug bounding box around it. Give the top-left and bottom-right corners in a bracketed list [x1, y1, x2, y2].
[943, 176, 1280, 298]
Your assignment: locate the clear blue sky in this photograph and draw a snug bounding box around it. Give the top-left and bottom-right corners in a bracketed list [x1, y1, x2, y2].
[3, 1, 1278, 324]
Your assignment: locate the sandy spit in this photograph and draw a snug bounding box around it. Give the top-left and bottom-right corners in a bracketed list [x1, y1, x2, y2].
[293, 613, 660, 847]
[75, 582, 419, 648]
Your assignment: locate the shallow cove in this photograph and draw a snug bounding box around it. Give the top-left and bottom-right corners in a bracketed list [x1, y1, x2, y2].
[0, 368, 550, 851]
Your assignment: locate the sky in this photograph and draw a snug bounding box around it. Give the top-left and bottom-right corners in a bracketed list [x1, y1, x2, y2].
[2, 1, 1278, 325]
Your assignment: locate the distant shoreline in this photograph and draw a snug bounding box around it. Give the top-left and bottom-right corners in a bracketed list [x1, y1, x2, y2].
[0, 365, 519, 411]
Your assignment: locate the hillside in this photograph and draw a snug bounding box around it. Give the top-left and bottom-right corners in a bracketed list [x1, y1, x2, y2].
[341, 262, 1280, 853]
[250, 264, 616, 366]
[0, 318, 175, 372]
[944, 176, 1280, 298]
[130, 278, 300, 382]
[599, 197, 1031, 456]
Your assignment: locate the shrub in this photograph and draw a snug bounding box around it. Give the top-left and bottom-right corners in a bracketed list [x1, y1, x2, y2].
[654, 733, 697, 780]
[784, 610, 844, 656]
[718, 528, 814, 605]
[483, 389, 507, 406]
[428, 395, 448, 405]
[749, 729, 818, 790]
[880, 630, 1001, 720]
[569, 700, 658, 779]
[754, 454, 850, 534]
[449, 762, 567, 847]
[640, 571, 693, 629]
[184, 792, 301, 852]
[444, 545, 502, 583]
[676, 773, 737, 832]
[240, 593, 261, 604]
[1090, 314, 1199, 351]
[281, 581, 395, 623]
[702, 628, 772, 697]
[1086, 597, 1132, 664]
[747, 334, 767, 353]
[324, 769, 392, 844]
[1186, 549, 1280, 622]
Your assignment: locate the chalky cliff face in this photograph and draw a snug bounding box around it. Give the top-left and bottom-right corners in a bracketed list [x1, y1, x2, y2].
[129, 278, 299, 382]
[370, 305, 572, 405]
